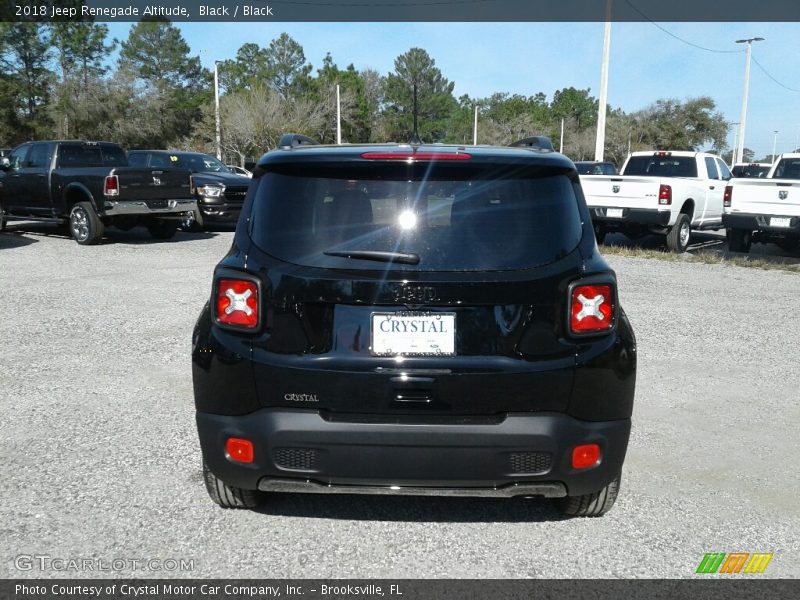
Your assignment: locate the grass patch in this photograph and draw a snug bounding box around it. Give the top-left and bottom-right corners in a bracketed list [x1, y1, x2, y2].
[601, 244, 800, 274]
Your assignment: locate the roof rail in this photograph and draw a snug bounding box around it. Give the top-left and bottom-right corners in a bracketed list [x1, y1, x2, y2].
[279, 133, 319, 149]
[509, 136, 554, 152]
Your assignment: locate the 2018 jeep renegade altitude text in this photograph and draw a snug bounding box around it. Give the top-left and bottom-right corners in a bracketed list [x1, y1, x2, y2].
[192, 134, 636, 517]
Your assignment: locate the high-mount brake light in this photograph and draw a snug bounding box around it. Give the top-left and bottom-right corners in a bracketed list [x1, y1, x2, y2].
[658, 184, 672, 205]
[104, 175, 119, 197]
[360, 151, 471, 161]
[723, 185, 733, 207]
[654, 151, 672, 157]
[570, 284, 614, 334]
[215, 278, 259, 329]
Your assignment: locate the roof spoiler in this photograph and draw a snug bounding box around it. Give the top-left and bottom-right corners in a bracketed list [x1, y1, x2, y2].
[509, 136, 554, 152]
[279, 133, 319, 149]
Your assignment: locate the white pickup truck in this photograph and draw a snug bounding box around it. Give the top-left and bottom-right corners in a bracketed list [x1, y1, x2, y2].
[581, 151, 731, 252]
[722, 153, 800, 253]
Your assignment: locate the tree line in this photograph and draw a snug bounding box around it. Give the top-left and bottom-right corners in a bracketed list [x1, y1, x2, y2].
[1, 19, 739, 166]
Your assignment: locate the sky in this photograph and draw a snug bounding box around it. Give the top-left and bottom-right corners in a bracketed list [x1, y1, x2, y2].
[106, 21, 800, 160]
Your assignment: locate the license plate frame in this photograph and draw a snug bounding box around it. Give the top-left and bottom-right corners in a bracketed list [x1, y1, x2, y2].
[770, 217, 791, 228]
[370, 311, 456, 356]
[606, 208, 624, 218]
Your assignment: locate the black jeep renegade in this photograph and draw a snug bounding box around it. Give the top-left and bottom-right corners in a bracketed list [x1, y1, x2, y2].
[192, 134, 636, 517]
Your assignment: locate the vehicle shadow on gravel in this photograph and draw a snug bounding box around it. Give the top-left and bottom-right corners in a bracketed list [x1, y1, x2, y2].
[4, 222, 219, 245]
[0, 231, 40, 250]
[255, 493, 568, 523]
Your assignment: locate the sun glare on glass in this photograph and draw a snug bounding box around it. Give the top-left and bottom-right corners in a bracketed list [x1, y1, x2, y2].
[398, 210, 417, 230]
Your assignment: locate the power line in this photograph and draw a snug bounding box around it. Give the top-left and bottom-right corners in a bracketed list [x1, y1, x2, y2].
[624, 0, 743, 54]
[751, 56, 800, 93]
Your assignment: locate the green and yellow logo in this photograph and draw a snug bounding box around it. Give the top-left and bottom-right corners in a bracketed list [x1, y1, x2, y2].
[696, 552, 773, 574]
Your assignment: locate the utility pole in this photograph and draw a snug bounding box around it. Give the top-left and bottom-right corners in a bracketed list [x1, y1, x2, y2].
[772, 130, 779, 162]
[594, 0, 612, 161]
[214, 61, 222, 161]
[336, 84, 341, 144]
[734, 37, 764, 166]
[730, 122, 740, 168]
[473, 105, 478, 145]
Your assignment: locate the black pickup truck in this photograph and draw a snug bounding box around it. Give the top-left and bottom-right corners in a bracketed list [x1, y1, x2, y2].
[0, 141, 197, 244]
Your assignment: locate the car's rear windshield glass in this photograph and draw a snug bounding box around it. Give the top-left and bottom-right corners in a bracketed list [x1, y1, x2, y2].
[623, 155, 698, 177]
[58, 144, 127, 168]
[249, 163, 583, 271]
[731, 165, 771, 178]
[772, 159, 800, 180]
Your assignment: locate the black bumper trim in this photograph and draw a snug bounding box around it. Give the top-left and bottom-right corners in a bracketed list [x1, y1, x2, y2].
[723, 212, 800, 233]
[590, 207, 671, 226]
[197, 409, 631, 497]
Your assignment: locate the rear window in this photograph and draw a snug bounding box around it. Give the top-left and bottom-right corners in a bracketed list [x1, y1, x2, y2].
[249, 164, 583, 271]
[772, 159, 800, 180]
[731, 164, 771, 178]
[58, 144, 127, 168]
[623, 155, 698, 178]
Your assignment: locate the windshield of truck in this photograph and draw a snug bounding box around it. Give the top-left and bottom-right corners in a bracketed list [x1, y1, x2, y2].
[165, 153, 231, 173]
[623, 155, 698, 178]
[772, 159, 800, 180]
[249, 163, 583, 271]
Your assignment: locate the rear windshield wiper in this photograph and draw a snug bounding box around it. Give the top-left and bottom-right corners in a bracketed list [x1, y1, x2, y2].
[323, 250, 420, 265]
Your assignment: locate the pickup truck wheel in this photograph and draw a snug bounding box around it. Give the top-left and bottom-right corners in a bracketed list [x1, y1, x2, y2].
[202, 461, 263, 509]
[776, 238, 799, 252]
[593, 224, 607, 245]
[0, 199, 6, 231]
[666, 213, 691, 253]
[146, 220, 178, 240]
[557, 475, 621, 517]
[70, 201, 104, 245]
[728, 229, 752, 253]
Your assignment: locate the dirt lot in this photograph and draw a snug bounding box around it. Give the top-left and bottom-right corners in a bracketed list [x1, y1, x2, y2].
[1, 224, 798, 578]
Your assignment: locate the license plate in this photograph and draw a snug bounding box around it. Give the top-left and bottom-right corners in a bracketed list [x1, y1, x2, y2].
[606, 208, 624, 218]
[371, 312, 456, 356]
[770, 217, 791, 228]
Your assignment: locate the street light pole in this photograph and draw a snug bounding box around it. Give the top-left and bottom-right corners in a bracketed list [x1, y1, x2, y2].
[214, 61, 222, 161]
[772, 130, 779, 162]
[594, 0, 613, 161]
[734, 37, 764, 167]
[730, 122, 739, 168]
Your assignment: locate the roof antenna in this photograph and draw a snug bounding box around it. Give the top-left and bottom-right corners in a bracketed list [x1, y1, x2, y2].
[409, 83, 422, 145]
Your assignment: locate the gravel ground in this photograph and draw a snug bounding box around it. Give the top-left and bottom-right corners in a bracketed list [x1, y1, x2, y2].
[1, 224, 798, 579]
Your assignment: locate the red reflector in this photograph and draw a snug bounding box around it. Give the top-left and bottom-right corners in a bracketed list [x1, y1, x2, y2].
[226, 438, 254, 464]
[360, 151, 471, 161]
[723, 185, 733, 207]
[104, 175, 119, 196]
[216, 279, 259, 329]
[658, 184, 672, 205]
[572, 444, 601, 469]
[570, 284, 614, 334]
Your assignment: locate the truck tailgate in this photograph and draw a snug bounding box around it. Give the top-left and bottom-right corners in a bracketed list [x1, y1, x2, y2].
[580, 175, 660, 208]
[730, 180, 800, 216]
[112, 167, 193, 201]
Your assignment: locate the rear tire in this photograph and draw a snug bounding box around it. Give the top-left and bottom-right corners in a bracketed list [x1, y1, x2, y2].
[558, 475, 621, 517]
[146, 220, 178, 240]
[203, 461, 263, 509]
[666, 213, 691, 253]
[728, 228, 752, 253]
[0, 199, 6, 232]
[69, 201, 104, 245]
[594, 224, 607, 245]
[775, 237, 799, 252]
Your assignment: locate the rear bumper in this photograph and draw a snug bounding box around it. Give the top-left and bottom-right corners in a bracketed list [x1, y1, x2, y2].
[197, 409, 631, 498]
[101, 198, 197, 218]
[590, 207, 672, 227]
[723, 212, 800, 234]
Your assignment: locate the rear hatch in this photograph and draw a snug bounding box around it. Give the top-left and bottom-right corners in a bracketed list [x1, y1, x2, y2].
[242, 155, 588, 416]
